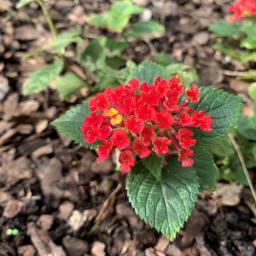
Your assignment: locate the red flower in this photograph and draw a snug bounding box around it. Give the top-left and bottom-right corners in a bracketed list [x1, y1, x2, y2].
[141, 125, 156, 146]
[186, 86, 200, 103]
[125, 116, 144, 134]
[177, 128, 196, 149]
[119, 150, 135, 173]
[136, 104, 156, 121]
[97, 125, 112, 141]
[82, 128, 98, 144]
[178, 149, 194, 168]
[154, 111, 174, 129]
[110, 130, 130, 150]
[96, 140, 112, 162]
[132, 138, 151, 158]
[81, 76, 212, 173]
[192, 111, 212, 132]
[89, 93, 109, 112]
[227, 0, 256, 21]
[153, 137, 171, 156]
[83, 112, 103, 128]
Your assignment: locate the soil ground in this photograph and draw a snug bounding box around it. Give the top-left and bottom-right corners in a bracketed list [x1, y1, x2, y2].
[0, 0, 256, 255]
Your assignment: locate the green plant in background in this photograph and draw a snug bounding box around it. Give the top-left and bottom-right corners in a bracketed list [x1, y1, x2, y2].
[209, 19, 256, 88]
[209, 2, 256, 203]
[16, 0, 197, 101]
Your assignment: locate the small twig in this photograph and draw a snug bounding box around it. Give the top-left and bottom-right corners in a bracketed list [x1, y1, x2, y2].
[228, 134, 256, 205]
[222, 70, 248, 77]
[89, 184, 122, 234]
[35, 0, 57, 39]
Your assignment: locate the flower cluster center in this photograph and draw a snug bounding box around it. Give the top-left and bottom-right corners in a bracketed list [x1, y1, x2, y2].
[81, 76, 212, 173]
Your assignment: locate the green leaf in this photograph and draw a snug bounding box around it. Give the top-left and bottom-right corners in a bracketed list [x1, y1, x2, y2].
[50, 29, 83, 53]
[208, 136, 234, 157]
[127, 161, 199, 240]
[249, 83, 256, 101]
[153, 53, 173, 66]
[142, 153, 163, 181]
[194, 87, 242, 143]
[213, 43, 241, 61]
[16, 0, 33, 8]
[252, 145, 256, 161]
[51, 101, 92, 148]
[105, 40, 129, 57]
[80, 39, 106, 71]
[106, 56, 126, 70]
[209, 21, 241, 37]
[125, 21, 165, 40]
[192, 147, 219, 191]
[177, 69, 198, 87]
[127, 61, 166, 84]
[85, 0, 143, 33]
[54, 72, 87, 100]
[241, 70, 256, 81]
[241, 38, 256, 49]
[23, 59, 64, 95]
[238, 115, 256, 140]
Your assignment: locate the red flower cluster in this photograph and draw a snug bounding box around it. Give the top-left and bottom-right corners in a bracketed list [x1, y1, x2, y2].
[227, 0, 256, 21]
[81, 76, 212, 173]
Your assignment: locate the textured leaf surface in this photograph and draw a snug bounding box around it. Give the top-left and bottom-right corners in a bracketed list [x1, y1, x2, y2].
[127, 61, 167, 84]
[51, 101, 90, 148]
[50, 29, 82, 52]
[23, 59, 64, 95]
[54, 72, 87, 100]
[194, 87, 242, 143]
[192, 147, 219, 191]
[127, 161, 199, 239]
[16, 0, 33, 8]
[125, 21, 164, 40]
[142, 153, 163, 181]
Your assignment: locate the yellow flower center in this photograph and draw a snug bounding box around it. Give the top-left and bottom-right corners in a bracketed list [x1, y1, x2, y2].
[104, 108, 118, 117]
[111, 114, 122, 125]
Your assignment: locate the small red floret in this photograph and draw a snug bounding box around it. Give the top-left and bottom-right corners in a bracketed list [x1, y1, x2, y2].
[226, 0, 256, 22]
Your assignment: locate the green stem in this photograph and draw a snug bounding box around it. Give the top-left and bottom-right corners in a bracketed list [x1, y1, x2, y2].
[228, 134, 256, 205]
[35, 0, 57, 38]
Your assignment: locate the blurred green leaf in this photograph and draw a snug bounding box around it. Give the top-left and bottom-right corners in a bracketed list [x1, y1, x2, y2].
[177, 69, 198, 86]
[153, 53, 173, 66]
[85, 0, 143, 33]
[16, 0, 33, 9]
[106, 56, 126, 70]
[209, 21, 241, 37]
[50, 29, 83, 53]
[54, 72, 87, 100]
[238, 115, 256, 140]
[23, 59, 64, 95]
[208, 136, 234, 157]
[165, 63, 187, 74]
[213, 43, 241, 60]
[249, 83, 256, 101]
[80, 39, 106, 71]
[105, 40, 129, 57]
[240, 70, 256, 81]
[125, 21, 165, 40]
[241, 38, 256, 49]
[240, 52, 256, 63]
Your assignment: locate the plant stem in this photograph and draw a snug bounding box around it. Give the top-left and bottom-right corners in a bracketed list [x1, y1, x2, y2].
[228, 134, 256, 205]
[35, 0, 57, 38]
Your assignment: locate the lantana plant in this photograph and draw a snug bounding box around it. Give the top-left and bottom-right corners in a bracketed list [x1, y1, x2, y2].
[53, 62, 242, 239]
